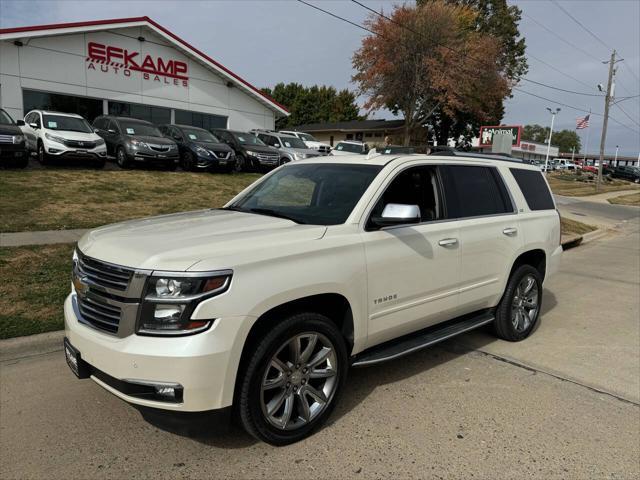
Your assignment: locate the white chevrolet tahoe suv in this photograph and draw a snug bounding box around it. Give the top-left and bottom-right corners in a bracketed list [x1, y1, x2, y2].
[64, 154, 562, 445]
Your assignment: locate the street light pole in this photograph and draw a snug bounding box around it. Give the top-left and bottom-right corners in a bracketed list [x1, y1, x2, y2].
[614, 145, 619, 165]
[544, 107, 560, 174]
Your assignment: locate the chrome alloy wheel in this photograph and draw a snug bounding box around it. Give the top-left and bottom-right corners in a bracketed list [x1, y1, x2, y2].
[511, 274, 539, 333]
[260, 332, 338, 431]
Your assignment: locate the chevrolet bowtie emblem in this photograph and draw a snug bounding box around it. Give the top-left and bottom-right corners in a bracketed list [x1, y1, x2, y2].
[73, 274, 89, 296]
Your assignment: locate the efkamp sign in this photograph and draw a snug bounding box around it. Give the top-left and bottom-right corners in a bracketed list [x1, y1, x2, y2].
[479, 125, 522, 147]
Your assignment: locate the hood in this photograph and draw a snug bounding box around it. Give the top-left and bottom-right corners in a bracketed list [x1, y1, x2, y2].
[77, 210, 327, 271]
[192, 140, 233, 151]
[243, 145, 279, 155]
[130, 135, 176, 145]
[304, 140, 330, 149]
[45, 130, 101, 142]
[281, 147, 319, 156]
[0, 123, 22, 135]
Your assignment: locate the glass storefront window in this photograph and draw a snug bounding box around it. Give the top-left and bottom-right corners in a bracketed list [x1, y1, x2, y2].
[108, 101, 171, 125]
[175, 109, 227, 130]
[23, 90, 103, 122]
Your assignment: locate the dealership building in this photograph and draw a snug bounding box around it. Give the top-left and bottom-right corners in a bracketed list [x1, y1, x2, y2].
[0, 17, 288, 131]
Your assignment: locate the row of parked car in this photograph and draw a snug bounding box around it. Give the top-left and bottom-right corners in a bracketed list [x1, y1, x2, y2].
[0, 108, 342, 172]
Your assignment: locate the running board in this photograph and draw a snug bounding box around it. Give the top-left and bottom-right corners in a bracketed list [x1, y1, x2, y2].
[351, 311, 494, 367]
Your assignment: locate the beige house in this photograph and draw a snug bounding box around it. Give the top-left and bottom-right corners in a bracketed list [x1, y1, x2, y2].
[293, 119, 405, 147]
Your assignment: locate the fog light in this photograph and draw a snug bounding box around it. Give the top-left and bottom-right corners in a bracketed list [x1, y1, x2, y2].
[153, 304, 185, 323]
[155, 386, 176, 398]
[48, 148, 60, 153]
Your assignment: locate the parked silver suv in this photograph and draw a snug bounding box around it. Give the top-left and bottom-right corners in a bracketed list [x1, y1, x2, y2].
[253, 130, 320, 165]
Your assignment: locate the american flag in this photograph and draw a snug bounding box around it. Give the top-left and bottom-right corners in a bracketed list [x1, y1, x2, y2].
[576, 114, 590, 129]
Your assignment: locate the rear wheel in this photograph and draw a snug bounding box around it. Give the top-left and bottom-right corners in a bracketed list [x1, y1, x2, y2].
[494, 265, 543, 342]
[238, 312, 347, 445]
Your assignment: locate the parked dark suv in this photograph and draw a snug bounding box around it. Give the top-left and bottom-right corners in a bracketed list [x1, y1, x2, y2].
[93, 116, 179, 170]
[210, 129, 280, 172]
[159, 124, 235, 172]
[0, 108, 28, 168]
[611, 165, 640, 183]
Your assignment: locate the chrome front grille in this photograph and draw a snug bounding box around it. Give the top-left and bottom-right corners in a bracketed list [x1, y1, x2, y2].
[0, 134, 14, 144]
[257, 152, 279, 163]
[212, 150, 231, 159]
[77, 293, 122, 334]
[149, 144, 170, 152]
[317, 146, 331, 154]
[65, 139, 96, 149]
[77, 253, 132, 292]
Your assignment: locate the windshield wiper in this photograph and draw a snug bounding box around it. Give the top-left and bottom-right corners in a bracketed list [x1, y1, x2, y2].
[219, 207, 304, 224]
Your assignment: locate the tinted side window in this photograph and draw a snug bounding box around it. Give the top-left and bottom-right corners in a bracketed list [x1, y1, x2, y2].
[510, 168, 555, 211]
[441, 165, 513, 218]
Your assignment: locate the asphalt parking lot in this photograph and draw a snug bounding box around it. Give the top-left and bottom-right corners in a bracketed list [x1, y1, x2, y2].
[1, 210, 639, 479]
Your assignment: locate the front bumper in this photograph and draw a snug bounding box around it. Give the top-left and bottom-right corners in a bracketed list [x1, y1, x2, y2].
[0, 143, 28, 160]
[64, 293, 249, 412]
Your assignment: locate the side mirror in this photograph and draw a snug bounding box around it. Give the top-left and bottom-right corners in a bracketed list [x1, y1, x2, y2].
[371, 204, 421, 227]
[107, 129, 116, 134]
[30, 123, 39, 129]
[16, 120, 25, 126]
[93, 128, 100, 133]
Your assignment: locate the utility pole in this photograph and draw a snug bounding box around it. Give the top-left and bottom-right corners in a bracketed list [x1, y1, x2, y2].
[597, 50, 622, 190]
[544, 107, 560, 174]
[614, 145, 619, 166]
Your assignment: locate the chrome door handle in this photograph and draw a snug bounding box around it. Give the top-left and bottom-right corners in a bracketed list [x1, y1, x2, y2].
[438, 238, 458, 247]
[503, 227, 518, 236]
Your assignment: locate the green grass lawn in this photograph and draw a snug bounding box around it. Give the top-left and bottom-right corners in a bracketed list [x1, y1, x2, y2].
[547, 173, 640, 197]
[608, 192, 640, 206]
[0, 169, 260, 232]
[0, 244, 74, 339]
[561, 217, 597, 236]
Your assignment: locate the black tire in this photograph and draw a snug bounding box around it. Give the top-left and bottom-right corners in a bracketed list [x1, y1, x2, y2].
[116, 146, 130, 169]
[14, 155, 29, 169]
[279, 157, 291, 166]
[494, 265, 543, 342]
[234, 154, 246, 172]
[92, 159, 106, 169]
[238, 312, 348, 445]
[181, 151, 195, 171]
[37, 142, 50, 165]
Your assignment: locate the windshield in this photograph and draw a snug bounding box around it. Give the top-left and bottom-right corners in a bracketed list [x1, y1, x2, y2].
[335, 142, 363, 153]
[298, 133, 316, 142]
[121, 121, 162, 137]
[226, 163, 382, 225]
[234, 133, 266, 146]
[0, 110, 14, 125]
[43, 114, 92, 133]
[280, 136, 308, 149]
[182, 127, 219, 142]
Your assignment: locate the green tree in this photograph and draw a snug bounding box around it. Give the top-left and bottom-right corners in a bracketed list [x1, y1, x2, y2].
[262, 83, 362, 129]
[522, 124, 582, 153]
[416, 0, 527, 146]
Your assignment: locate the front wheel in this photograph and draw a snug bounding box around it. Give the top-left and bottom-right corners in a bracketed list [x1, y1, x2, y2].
[238, 312, 348, 445]
[116, 146, 130, 169]
[37, 142, 50, 165]
[494, 265, 543, 342]
[234, 154, 246, 172]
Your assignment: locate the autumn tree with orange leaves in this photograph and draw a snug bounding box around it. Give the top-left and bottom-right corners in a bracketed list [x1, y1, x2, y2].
[352, 1, 512, 146]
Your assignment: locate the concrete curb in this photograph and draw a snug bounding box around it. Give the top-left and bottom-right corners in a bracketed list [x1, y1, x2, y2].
[581, 228, 610, 244]
[1, 330, 65, 362]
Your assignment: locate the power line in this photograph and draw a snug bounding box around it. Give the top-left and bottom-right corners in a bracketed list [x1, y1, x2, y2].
[527, 53, 599, 92]
[522, 12, 602, 63]
[522, 78, 603, 97]
[614, 103, 640, 128]
[549, 0, 613, 52]
[296, 0, 378, 37]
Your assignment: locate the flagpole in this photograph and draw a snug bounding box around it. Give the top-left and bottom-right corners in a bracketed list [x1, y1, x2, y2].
[582, 110, 591, 164]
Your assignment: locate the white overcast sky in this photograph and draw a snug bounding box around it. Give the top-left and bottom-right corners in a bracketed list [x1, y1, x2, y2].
[1, 0, 639, 155]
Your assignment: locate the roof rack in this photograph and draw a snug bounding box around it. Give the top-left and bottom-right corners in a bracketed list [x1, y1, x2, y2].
[428, 149, 531, 164]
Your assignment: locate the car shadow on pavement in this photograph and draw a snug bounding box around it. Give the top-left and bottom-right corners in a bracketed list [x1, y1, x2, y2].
[136, 289, 559, 448]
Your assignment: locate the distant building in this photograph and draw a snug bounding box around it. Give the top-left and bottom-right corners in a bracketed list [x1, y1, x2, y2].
[293, 119, 405, 146]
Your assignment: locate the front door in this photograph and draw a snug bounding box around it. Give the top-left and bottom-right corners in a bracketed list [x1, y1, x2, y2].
[362, 164, 461, 347]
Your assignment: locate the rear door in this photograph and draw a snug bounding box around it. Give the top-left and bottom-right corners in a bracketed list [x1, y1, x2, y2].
[440, 164, 522, 314]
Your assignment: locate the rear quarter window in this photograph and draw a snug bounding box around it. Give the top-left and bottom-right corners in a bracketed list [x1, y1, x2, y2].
[510, 168, 555, 211]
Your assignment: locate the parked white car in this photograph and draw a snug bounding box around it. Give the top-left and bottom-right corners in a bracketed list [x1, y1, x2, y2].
[330, 140, 370, 156]
[64, 154, 561, 445]
[280, 130, 331, 155]
[21, 110, 107, 167]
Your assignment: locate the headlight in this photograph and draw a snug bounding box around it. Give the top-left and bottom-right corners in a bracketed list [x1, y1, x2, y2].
[45, 132, 66, 144]
[246, 150, 258, 157]
[137, 272, 232, 336]
[95, 138, 105, 146]
[195, 145, 210, 156]
[12, 134, 25, 144]
[130, 138, 149, 149]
